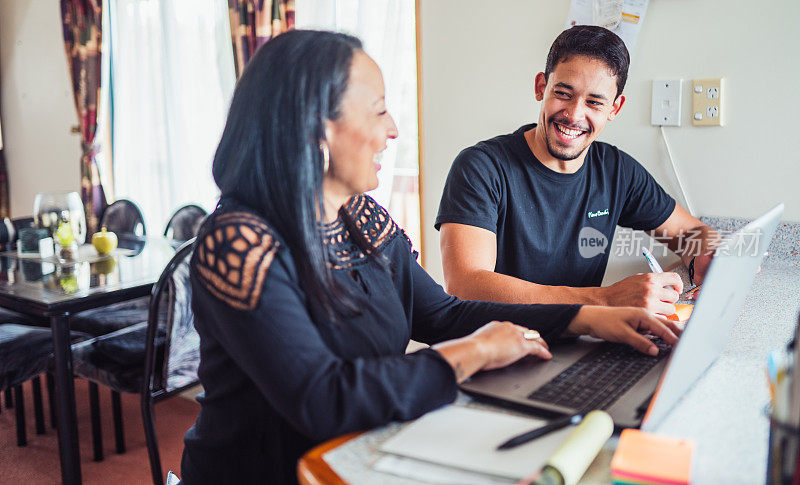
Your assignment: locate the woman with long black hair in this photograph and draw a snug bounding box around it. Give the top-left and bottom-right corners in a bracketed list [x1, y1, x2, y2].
[180, 30, 679, 484]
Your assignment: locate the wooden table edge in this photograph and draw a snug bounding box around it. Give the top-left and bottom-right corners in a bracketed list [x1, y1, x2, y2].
[297, 432, 364, 485]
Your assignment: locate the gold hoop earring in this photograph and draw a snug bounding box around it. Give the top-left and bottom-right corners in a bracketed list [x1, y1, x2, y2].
[320, 142, 330, 174]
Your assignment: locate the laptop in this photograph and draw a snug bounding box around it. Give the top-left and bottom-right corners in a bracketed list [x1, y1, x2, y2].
[460, 203, 784, 429]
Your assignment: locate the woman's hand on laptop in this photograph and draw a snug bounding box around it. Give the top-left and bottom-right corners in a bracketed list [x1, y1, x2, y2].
[566, 306, 682, 356]
[433, 321, 552, 383]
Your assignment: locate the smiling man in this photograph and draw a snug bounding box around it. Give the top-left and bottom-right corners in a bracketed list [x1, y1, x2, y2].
[436, 26, 719, 315]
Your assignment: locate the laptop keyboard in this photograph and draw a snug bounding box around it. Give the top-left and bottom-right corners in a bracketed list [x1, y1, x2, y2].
[527, 337, 672, 412]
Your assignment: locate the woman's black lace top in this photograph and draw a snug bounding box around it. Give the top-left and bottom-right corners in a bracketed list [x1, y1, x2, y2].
[180, 194, 580, 484]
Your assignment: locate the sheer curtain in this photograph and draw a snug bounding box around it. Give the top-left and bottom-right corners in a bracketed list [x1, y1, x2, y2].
[295, 0, 421, 251]
[109, 0, 235, 235]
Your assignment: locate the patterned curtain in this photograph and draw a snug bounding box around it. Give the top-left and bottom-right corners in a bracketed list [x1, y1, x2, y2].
[0, 107, 8, 219]
[228, 0, 296, 78]
[60, 0, 107, 234]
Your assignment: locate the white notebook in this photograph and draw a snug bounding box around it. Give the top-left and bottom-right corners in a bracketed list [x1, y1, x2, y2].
[378, 405, 574, 480]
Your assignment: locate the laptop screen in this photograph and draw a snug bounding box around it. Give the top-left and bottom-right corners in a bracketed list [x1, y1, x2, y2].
[641, 203, 783, 431]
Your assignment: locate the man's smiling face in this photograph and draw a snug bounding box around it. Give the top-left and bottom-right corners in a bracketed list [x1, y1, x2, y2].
[535, 54, 625, 161]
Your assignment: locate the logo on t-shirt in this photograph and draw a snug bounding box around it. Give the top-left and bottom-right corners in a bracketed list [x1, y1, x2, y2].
[587, 208, 610, 218]
[578, 226, 608, 258]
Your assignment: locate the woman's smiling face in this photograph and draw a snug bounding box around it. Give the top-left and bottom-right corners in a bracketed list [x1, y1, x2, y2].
[324, 50, 398, 200]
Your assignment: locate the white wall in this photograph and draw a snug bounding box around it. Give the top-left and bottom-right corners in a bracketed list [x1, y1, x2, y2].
[419, 0, 800, 282]
[0, 0, 80, 218]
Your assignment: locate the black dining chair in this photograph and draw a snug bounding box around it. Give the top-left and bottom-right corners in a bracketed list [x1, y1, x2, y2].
[164, 204, 206, 242]
[0, 217, 61, 422]
[0, 216, 34, 251]
[68, 198, 153, 458]
[0, 324, 88, 446]
[99, 199, 146, 237]
[71, 240, 200, 484]
[0, 217, 43, 326]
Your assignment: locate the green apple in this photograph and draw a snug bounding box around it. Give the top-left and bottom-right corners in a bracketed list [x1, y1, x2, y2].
[92, 227, 118, 255]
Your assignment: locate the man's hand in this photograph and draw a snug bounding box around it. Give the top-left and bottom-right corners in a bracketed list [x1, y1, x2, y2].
[690, 252, 714, 285]
[651, 205, 720, 286]
[599, 272, 683, 316]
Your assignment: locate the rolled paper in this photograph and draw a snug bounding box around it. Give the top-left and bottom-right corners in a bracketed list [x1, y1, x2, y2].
[543, 410, 614, 485]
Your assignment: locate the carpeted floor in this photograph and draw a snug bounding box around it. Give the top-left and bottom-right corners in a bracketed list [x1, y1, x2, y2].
[0, 377, 200, 484]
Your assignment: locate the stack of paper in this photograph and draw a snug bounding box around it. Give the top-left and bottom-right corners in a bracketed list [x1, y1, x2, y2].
[378, 405, 574, 481]
[610, 429, 694, 485]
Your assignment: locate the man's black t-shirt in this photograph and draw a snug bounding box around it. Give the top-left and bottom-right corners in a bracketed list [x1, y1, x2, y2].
[435, 123, 676, 287]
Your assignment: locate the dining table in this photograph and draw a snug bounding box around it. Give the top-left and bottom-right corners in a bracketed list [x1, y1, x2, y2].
[0, 235, 178, 484]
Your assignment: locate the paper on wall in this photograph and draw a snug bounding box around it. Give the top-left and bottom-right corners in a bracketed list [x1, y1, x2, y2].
[565, 0, 650, 56]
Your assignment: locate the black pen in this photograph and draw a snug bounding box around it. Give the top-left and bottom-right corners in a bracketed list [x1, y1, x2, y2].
[496, 414, 583, 450]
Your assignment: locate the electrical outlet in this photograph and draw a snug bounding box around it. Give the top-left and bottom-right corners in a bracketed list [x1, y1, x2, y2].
[651, 79, 682, 126]
[692, 78, 724, 126]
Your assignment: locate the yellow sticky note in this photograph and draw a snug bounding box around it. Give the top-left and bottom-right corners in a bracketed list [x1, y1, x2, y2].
[675, 304, 694, 322]
[611, 429, 694, 484]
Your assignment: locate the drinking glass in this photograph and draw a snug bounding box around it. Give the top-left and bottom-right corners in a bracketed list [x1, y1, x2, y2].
[33, 191, 87, 244]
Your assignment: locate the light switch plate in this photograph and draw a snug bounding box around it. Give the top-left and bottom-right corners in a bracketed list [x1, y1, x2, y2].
[651, 79, 682, 126]
[692, 78, 724, 126]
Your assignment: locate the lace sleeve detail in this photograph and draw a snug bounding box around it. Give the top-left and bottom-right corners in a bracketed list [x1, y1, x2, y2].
[346, 195, 399, 249]
[194, 212, 280, 311]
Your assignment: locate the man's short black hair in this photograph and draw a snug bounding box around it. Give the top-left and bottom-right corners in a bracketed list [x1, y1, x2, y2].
[544, 25, 630, 99]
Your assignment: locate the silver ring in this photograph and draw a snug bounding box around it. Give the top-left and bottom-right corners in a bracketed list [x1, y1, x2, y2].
[523, 330, 541, 341]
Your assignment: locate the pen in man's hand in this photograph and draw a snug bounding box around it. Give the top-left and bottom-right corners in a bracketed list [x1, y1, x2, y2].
[641, 247, 664, 274]
[496, 414, 583, 450]
[642, 247, 681, 320]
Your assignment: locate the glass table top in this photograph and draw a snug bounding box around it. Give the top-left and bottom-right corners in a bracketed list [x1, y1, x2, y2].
[0, 236, 181, 307]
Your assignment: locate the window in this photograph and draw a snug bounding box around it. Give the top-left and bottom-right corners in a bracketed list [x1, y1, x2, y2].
[102, 0, 421, 249]
[105, 0, 235, 235]
[296, 0, 422, 253]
